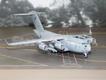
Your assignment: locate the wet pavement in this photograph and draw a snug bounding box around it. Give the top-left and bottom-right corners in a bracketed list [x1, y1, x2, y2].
[0, 27, 106, 69]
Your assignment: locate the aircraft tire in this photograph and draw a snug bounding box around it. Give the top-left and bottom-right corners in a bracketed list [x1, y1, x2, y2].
[83, 53, 88, 58]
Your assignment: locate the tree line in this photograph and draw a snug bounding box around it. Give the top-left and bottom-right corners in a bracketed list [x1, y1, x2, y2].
[0, 0, 106, 28]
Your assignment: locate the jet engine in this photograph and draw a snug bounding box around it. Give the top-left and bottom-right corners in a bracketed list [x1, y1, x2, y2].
[53, 40, 68, 52]
[38, 43, 57, 52]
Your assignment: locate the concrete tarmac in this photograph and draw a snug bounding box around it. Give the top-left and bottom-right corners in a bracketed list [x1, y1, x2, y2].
[0, 46, 106, 69]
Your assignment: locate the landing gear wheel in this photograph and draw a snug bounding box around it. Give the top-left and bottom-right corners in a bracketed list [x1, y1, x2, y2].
[84, 53, 88, 58]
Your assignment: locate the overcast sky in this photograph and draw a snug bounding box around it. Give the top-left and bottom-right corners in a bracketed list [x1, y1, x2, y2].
[0, 0, 70, 9]
[28, 0, 70, 9]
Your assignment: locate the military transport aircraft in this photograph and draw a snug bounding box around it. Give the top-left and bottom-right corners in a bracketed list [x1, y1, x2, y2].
[7, 11, 97, 58]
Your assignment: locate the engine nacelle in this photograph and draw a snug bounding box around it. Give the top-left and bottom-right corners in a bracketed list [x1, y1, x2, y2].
[53, 40, 68, 51]
[38, 43, 57, 52]
[38, 43, 48, 51]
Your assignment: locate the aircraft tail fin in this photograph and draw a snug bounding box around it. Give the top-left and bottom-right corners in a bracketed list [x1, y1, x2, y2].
[13, 11, 45, 31]
[13, 11, 45, 38]
[31, 11, 44, 31]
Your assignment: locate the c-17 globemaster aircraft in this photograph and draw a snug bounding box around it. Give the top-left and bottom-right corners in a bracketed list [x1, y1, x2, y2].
[7, 11, 97, 58]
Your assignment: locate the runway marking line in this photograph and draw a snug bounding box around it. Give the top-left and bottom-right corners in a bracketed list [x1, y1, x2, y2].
[60, 53, 83, 68]
[0, 53, 48, 67]
[0, 65, 49, 67]
[0, 45, 38, 51]
[73, 54, 78, 65]
[60, 54, 82, 68]
[60, 64, 82, 68]
[61, 53, 73, 65]
[78, 58, 106, 63]
[61, 54, 65, 65]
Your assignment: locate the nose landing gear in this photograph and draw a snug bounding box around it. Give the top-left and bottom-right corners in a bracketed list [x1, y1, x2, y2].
[83, 53, 88, 58]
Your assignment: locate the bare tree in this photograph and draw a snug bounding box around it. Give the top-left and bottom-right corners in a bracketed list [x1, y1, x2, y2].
[69, 0, 86, 26]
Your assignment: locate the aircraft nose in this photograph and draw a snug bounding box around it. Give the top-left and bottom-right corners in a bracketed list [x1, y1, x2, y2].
[84, 45, 91, 52]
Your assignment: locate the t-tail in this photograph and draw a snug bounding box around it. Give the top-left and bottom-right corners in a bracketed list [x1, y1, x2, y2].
[31, 11, 44, 31]
[13, 11, 45, 37]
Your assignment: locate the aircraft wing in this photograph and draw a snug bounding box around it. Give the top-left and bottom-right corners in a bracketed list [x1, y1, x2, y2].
[7, 36, 64, 46]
